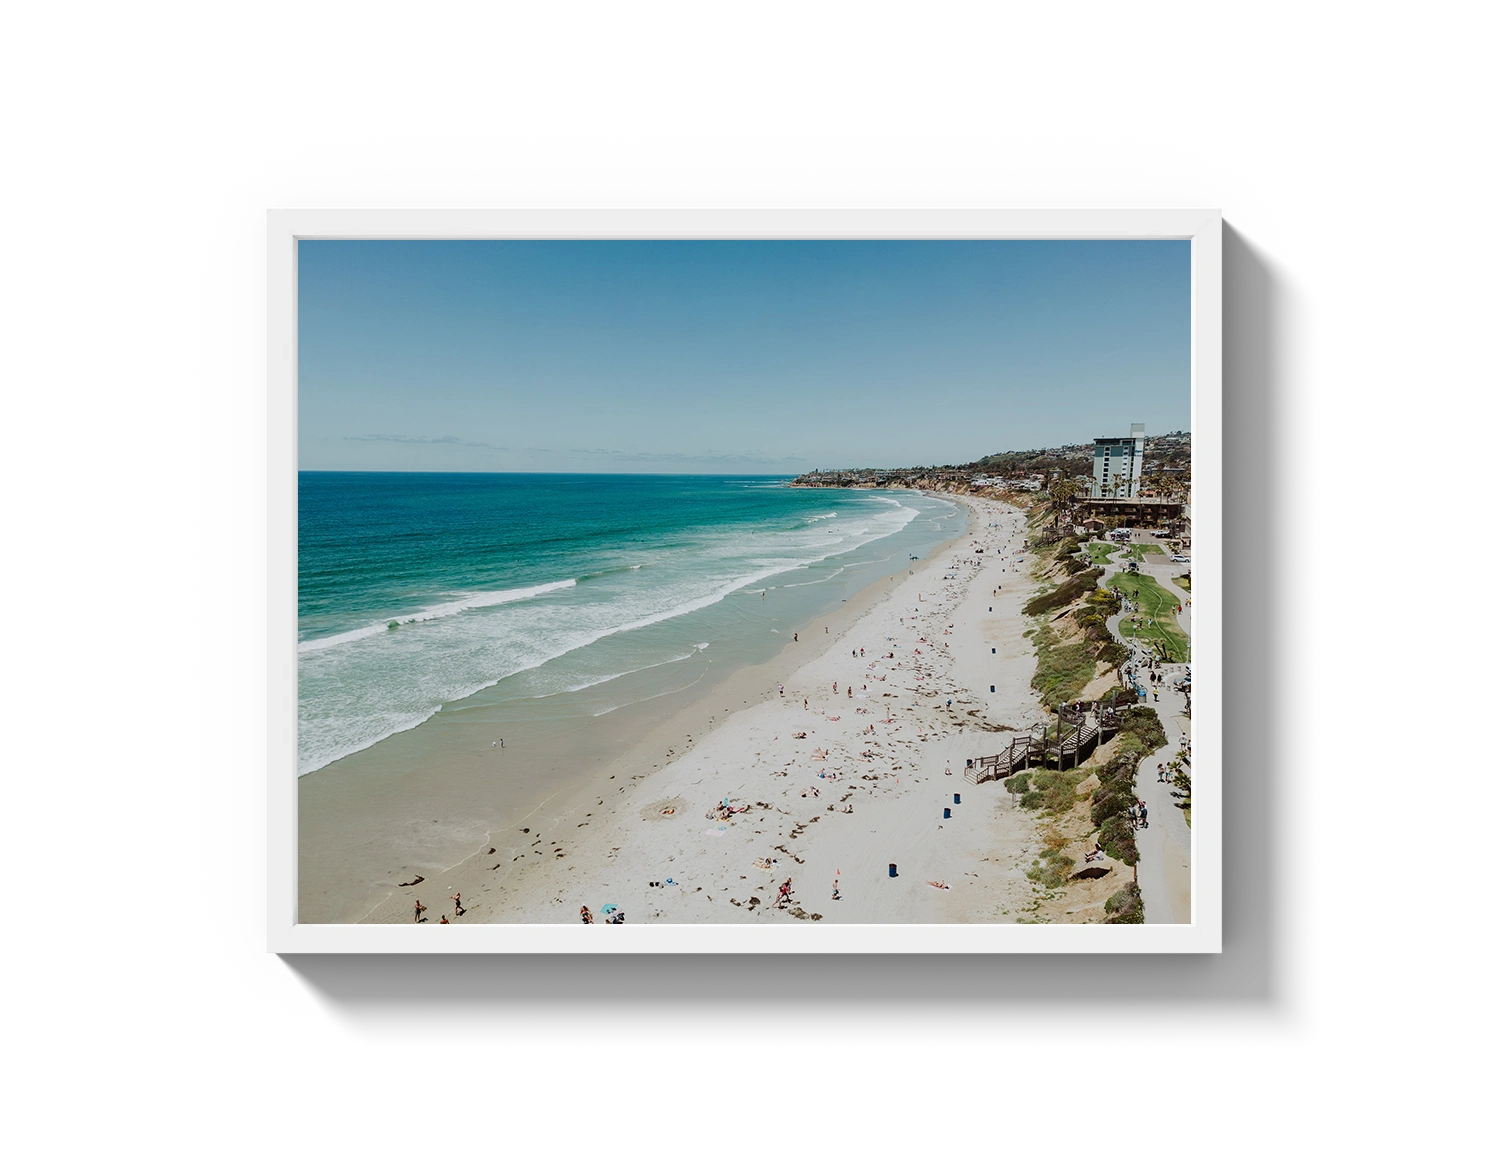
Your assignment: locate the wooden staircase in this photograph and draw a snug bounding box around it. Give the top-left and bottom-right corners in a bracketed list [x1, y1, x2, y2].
[964, 699, 1134, 783]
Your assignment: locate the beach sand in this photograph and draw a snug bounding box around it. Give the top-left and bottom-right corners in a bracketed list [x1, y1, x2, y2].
[355, 493, 1078, 926]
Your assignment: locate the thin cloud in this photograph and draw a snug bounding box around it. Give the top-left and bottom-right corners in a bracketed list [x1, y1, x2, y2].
[610, 450, 805, 465]
[344, 434, 508, 451]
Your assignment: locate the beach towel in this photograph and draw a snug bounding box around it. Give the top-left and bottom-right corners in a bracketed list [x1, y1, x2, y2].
[706, 827, 727, 837]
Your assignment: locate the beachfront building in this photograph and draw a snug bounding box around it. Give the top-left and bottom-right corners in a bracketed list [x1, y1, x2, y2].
[1071, 495, 1188, 532]
[1090, 423, 1146, 498]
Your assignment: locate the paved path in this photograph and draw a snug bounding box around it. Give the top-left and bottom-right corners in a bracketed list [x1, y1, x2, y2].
[1134, 689, 1192, 923]
[1095, 534, 1192, 923]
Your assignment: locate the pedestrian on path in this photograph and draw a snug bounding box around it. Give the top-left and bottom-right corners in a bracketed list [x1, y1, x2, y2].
[1138, 800, 1149, 828]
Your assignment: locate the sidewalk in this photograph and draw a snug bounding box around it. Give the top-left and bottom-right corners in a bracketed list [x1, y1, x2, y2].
[1097, 538, 1192, 923]
[1134, 692, 1192, 924]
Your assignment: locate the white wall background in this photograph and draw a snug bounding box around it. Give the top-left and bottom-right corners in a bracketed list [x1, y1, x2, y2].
[4, 3, 1491, 1165]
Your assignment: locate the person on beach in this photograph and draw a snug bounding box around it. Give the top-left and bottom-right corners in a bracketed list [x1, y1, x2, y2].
[832, 874, 840, 901]
[452, 892, 463, 915]
[414, 899, 426, 923]
[580, 906, 593, 924]
[793, 632, 797, 641]
[779, 684, 783, 696]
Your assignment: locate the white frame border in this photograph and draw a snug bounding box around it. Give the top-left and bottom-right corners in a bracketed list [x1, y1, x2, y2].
[268, 208, 1222, 954]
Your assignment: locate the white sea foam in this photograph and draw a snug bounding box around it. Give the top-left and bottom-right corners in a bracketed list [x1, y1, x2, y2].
[298, 492, 928, 774]
[298, 578, 577, 655]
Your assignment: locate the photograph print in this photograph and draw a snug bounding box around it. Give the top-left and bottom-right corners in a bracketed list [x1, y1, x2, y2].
[290, 226, 1208, 939]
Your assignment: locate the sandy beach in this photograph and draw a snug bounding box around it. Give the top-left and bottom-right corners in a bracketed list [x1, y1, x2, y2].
[351, 491, 1137, 926]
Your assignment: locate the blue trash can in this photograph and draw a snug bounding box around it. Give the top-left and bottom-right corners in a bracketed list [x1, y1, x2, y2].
[888, 863, 898, 878]
[990, 685, 995, 692]
[953, 793, 961, 804]
[943, 807, 951, 819]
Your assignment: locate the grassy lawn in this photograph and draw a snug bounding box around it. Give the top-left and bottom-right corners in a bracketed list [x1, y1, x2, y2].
[1108, 570, 1190, 662]
[1127, 543, 1164, 560]
[1087, 542, 1116, 564]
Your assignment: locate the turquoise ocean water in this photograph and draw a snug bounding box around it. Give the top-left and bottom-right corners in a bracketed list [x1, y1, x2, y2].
[298, 473, 966, 775]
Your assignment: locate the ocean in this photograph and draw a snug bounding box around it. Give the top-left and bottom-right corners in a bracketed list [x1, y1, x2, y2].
[298, 473, 966, 776]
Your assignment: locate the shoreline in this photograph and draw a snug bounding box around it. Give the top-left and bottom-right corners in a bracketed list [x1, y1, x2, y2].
[357, 490, 1054, 926]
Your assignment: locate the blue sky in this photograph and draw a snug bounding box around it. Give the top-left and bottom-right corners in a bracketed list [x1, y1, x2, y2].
[298, 239, 1189, 473]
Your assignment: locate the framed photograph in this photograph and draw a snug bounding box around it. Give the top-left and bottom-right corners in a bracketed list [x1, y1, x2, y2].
[268, 209, 1221, 953]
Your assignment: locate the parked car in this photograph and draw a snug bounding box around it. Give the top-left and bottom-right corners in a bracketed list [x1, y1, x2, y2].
[1170, 554, 1190, 563]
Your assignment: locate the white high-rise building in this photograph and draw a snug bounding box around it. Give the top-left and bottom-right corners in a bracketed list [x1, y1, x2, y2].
[1090, 423, 1146, 498]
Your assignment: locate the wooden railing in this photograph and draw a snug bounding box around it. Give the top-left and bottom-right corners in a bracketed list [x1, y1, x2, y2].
[964, 698, 1136, 782]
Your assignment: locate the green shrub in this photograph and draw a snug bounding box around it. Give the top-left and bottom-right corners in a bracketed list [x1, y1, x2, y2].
[1029, 630, 1096, 709]
[1004, 772, 1032, 795]
[1028, 768, 1087, 814]
[1120, 706, 1167, 752]
[1027, 847, 1075, 889]
[1022, 569, 1103, 616]
[1097, 815, 1139, 866]
[1104, 882, 1144, 924]
[1098, 642, 1129, 667]
[1091, 789, 1132, 827]
[1019, 790, 1044, 810]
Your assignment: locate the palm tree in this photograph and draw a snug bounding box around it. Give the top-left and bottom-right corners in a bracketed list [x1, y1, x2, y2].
[1040, 472, 1082, 536]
